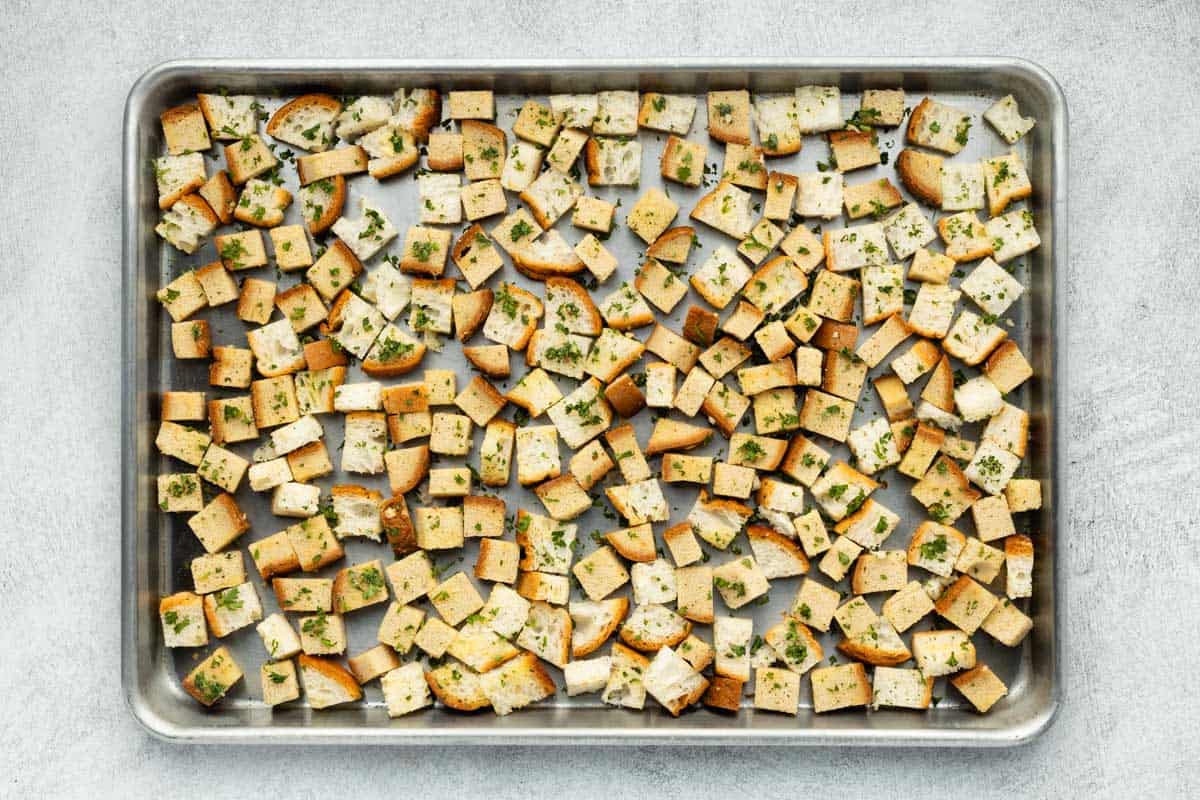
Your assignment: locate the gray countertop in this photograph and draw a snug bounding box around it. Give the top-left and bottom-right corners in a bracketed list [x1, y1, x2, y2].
[1, 0, 1196, 795]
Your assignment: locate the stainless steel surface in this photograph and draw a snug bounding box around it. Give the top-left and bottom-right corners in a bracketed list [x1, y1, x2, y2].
[122, 58, 1065, 745]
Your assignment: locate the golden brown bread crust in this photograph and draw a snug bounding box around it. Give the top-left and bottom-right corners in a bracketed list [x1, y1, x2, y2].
[647, 226, 697, 265]
[266, 93, 342, 141]
[385, 444, 430, 495]
[746, 525, 810, 573]
[571, 597, 629, 658]
[511, 246, 587, 281]
[682, 304, 719, 346]
[426, 667, 490, 712]
[545, 277, 602, 334]
[297, 654, 363, 699]
[463, 345, 510, 378]
[811, 319, 859, 352]
[604, 524, 656, 563]
[307, 174, 346, 235]
[645, 419, 713, 455]
[921, 355, 956, 412]
[702, 674, 744, 712]
[380, 496, 417, 556]
[604, 374, 646, 418]
[303, 340, 349, 371]
[896, 148, 944, 206]
[453, 289, 493, 342]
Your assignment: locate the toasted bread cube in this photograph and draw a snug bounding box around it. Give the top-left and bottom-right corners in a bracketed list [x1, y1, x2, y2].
[568, 439, 615, 491]
[951, 664, 1008, 712]
[427, 412, 472, 457]
[754, 667, 801, 715]
[662, 454, 713, 485]
[817, 535, 862, 582]
[750, 387, 799, 437]
[256, 659, 300, 706]
[282, 514, 341, 573]
[512, 98, 560, 147]
[700, 336, 751, 380]
[722, 142, 767, 190]
[712, 462, 755, 500]
[182, 646, 242, 707]
[157, 469, 204, 513]
[592, 90, 639, 136]
[780, 435, 829, 488]
[712, 615, 753, 682]
[535, 475, 592, 521]
[706, 90, 751, 144]
[427, 571, 484, 626]
[674, 366, 716, 417]
[980, 594, 1033, 647]
[570, 233, 615, 282]
[913, 629, 976, 678]
[376, 603, 424, 655]
[477, 420, 515, 487]
[907, 97, 972, 154]
[156, 272, 208, 325]
[384, 550, 436, 607]
[626, 188, 679, 244]
[984, 94, 1035, 144]
[660, 135, 705, 188]
[413, 506, 464, 551]
[285, 440, 333, 483]
[330, 559, 389, 615]
[859, 89, 905, 126]
[934, 575, 998, 634]
[256, 612, 302, 662]
[202, 582, 263, 638]
[640, 92, 697, 134]
[1004, 480, 1042, 515]
[567, 196, 614, 236]
[159, 591, 207, 647]
[473, 537, 520, 585]
[249, 528, 301, 580]
[155, 194, 219, 255]
[546, 127, 589, 175]
[870, 666, 932, 711]
[712, 556, 770, 609]
[461, 178, 507, 222]
[655, 523, 699, 568]
[811, 662, 872, 713]
[849, 550, 908, 595]
[964, 440, 1021, 496]
[269, 578, 331, 614]
[939, 210, 994, 262]
[829, 129, 879, 173]
[782, 578, 834, 634]
[793, 85, 841, 134]
[691, 181, 755, 241]
[940, 161, 985, 213]
[572, 546, 630, 602]
[160, 102, 210, 154]
[185, 492, 249, 554]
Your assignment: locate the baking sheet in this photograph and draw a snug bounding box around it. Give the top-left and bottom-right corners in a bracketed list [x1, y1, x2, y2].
[122, 58, 1065, 745]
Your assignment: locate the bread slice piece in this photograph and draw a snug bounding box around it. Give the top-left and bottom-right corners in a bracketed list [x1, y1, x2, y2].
[747, 525, 809, 579]
[620, 603, 691, 652]
[707, 90, 752, 144]
[690, 181, 755, 240]
[479, 652, 556, 716]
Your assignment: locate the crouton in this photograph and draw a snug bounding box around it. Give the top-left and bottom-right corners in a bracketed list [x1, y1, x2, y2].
[297, 174, 345, 234]
[951, 664, 1008, 713]
[690, 181, 755, 241]
[660, 136, 706, 187]
[585, 328, 646, 384]
[707, 90, 751, 144]
[604, 374, 646, 419]
[984, 94, 1036, 143]
[605, 479, 670, 526]
[546, 127, 589, 173]
[584, 137, 642, 186]
[461, 119, 506, 181]
[640, 93, 697, 134]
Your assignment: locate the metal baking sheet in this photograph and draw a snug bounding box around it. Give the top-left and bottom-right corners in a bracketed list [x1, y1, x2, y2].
[122, 58, 1065, 745]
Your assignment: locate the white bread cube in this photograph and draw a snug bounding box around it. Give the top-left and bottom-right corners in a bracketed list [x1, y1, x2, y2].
[631, 559, 677, 605]
[882, 202, 936, 260]
[564, 656, 613, 696]
[940, 161, 985, 211]
[954, 376, 1004, 422]
[256, 612, 302, 660]
[713, 616, 753, 681]
[796, 172, 844, 219]
[983, 95, 1036, 143]
[964, 440, 1021, 496]
[159, 592, 207, 648]
[270, 414, 323, 455]
[271, 482, 320, 518]
[986, 208, 1041, 263]
[872, 667, 933, 710]
[203, 582, 263, 638]
[961, 257, 1024, 317]
[381, 662, 432, 717]
[794, 85, 842, 133]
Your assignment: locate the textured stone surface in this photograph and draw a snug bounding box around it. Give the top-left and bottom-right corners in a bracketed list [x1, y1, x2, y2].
[1, 0, 1198, 795]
